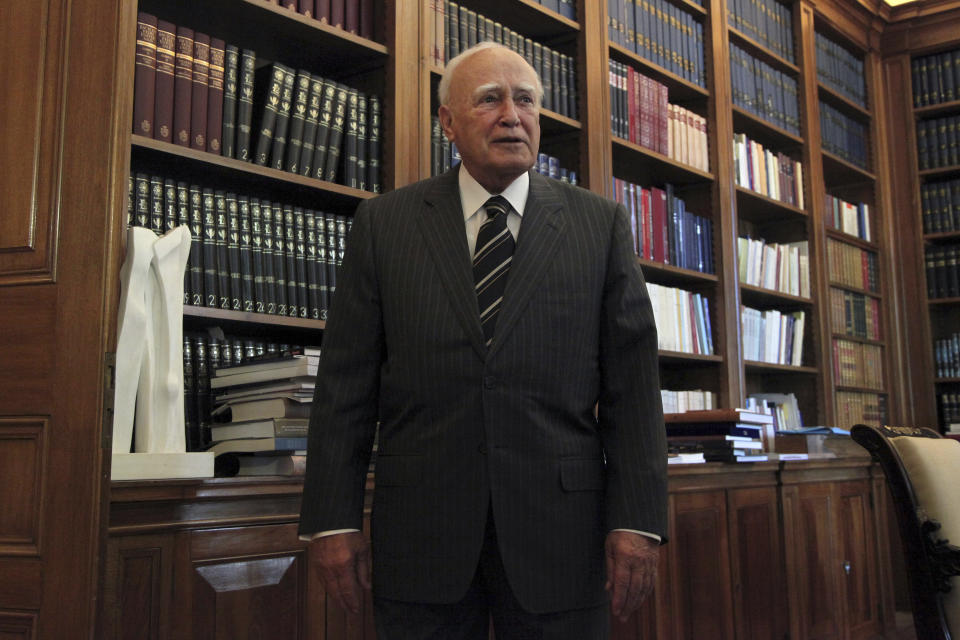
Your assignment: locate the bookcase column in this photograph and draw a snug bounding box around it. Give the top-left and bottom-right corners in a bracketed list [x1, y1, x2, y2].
[708, 0, 743, 410]
[578, 0, 611, 196]
[385, 0, 422, 189]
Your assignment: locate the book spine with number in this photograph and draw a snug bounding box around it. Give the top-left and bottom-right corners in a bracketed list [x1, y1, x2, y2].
[254, 63, 287, 166]
[237, 197, 255, 312]
[367, 94, 381, 192]
[249, 199, 267, 313]
[343, 87, 360, 188]
[260, 202, 278, 314]
[133, 13, 158, 137]
[149, 175, 165, 235]
[299, 76, 324, 177]
[190, 32, 210, 151]
[173, 26, 194, 146]
[285, 70, 311, 173]
[316, 214, 330, 319]
[206, 38, 225, 154]
[324, 83, 350, 183]
[154, 19, 176, 143]
[201, 188, 218, 307]
[214, 191, 231, 309]
[284, 206, 300, 317]
[236, 49, 256, 161]
[271, 66, 296, 170]
[356, 92, 368, 191]
[226, 193, 243, 311]
[221, 45, 239, 158]
[294, 209, 310, 318]
[312, 78, 338, 180]
[271, 205, 288, 316]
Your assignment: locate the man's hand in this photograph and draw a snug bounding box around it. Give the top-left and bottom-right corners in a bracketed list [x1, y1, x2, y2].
[604, 530, 659, 622]
[310, 531, 372, 614]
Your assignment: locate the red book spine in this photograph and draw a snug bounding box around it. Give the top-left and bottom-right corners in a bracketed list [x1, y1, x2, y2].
[627, 66, 636, 144]
[133, 12, 158, 137]
[345, 0, 359, 33]
[190, 32, 210, 151]
[360, 0, 374, 40]
[640, 187, 651, 260]
[331, 0, 345, 28]
[651, 187, 666, 263]
[173, 26, 194, 146]
[298, 0, 312, 16]
[206, 38, 225, 154]
[658, 81, 669, 155]
[315, 0, 331, 22]
[154, 20, 176, 143]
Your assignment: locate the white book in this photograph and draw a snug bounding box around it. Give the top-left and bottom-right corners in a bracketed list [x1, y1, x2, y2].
[791, 311, 806, 366]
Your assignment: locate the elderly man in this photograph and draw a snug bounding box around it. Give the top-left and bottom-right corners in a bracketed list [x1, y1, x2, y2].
[299, 41, 667, 639]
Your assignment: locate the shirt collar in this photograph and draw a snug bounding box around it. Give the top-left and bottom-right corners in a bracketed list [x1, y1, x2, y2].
[458, 166, 530, 222]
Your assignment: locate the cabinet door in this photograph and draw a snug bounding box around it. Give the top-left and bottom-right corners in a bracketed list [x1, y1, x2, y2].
[667, 490, 735, 640]
[170, 523, 374, 640]
[727, 486, 786, 640]
[835, 480, 882, 640]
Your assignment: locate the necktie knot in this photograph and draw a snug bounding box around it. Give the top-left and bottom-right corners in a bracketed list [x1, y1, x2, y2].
[483, 196, 510, 223]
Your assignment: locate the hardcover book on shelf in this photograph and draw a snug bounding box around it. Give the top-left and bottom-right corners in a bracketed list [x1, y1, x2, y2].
[207, 435, 308, 456]
[206, 38, 225, 154]
[212, 394, 312, 424]
[154, 19, 176, 143]
[270, 67, 296, 170]
[210, 417, 309, 442]
[133, 13, 158, 137]
[189, 32, 210, 151]
[221, 45, 239, 157]
[215, 452, 307, 476]
[236, 49, 256, 161]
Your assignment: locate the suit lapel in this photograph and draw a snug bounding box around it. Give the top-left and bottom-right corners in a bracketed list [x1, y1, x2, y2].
[418, 167, 488, 359]
[487, 172, 566, 360]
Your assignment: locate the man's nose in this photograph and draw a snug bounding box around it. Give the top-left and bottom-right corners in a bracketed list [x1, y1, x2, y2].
[498, 100, 520, 126]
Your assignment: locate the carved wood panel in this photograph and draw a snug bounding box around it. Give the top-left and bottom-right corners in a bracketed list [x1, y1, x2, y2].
[836, 481, 881, 640]
[0, 419, 46, 555]
[0, 611, 37, 640]
[790, 482, 843, 640]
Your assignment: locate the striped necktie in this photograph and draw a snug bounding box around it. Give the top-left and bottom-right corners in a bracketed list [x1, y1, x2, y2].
[473, 196, 515, 347]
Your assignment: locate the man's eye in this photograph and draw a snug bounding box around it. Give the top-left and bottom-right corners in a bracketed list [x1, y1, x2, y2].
[518, 95, 533, 104]
[483, 95, 498, 103]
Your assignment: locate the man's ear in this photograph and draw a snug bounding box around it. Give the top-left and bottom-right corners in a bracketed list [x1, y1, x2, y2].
[438, 105, 454, 142]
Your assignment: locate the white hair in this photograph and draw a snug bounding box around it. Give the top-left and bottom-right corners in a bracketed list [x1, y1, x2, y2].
[438, 41, 544, 107]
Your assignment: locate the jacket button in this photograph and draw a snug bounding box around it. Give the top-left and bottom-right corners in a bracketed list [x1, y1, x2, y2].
[483, 376, 496, 389]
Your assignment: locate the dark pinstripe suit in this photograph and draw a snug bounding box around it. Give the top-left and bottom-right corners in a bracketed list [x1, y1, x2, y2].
[299, 166, 667, 615]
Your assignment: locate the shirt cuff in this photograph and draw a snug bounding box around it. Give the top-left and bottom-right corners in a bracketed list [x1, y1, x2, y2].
[298, 528, 361, 542]
[611, 528, 662, 544]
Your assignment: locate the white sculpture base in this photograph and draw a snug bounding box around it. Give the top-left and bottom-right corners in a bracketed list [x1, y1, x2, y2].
[111, 452, 215, 480]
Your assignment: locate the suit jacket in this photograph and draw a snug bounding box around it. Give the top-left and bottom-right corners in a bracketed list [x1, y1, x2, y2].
[299, 167, 667, 614]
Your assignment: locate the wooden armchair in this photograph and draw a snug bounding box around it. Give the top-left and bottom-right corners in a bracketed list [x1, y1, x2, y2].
[851, 424, 960, 640]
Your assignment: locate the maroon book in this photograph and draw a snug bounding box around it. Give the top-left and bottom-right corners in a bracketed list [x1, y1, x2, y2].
[298, 0, 312, 17]
[190, 32, 210, 151]
[173, 26, 194, 146]
[330, 0, 345, 28]
[153, 19, 176, 143]
[360, 0, 374, 40]
[315, 0, 330, 22]
[345, 0, 359, 33]
[133, 12, 157, 137]
[206, 38, 225, 155]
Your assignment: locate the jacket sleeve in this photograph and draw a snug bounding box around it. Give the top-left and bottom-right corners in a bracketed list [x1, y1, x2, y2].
[596, 201, 669, 542]
[299, 199, 383, 536]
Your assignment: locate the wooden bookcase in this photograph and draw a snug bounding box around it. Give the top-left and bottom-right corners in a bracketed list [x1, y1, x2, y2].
[881, 2, 960, 433]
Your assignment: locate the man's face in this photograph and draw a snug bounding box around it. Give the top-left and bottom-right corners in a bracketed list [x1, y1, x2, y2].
[439, 48, 541, 193]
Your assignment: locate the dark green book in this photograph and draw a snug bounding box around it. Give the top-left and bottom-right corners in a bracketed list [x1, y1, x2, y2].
[294, 208, 309, 318]
[226, 193, 242, 311]
[237, 196, 255, 313]
[201, 188, 218, 307]
[356, 92, 367, 192]
[183, 336, 199, 451]
[323, 83, 350, 183]
[221, 45, 239, 158]
[163, 178, 177, 234]
[311, 78, 338, 180]
[254, 62, 287, 166]
[315, 212, 330, 320]
[149, 175, 164, 235]
[285, 69, 311, 173]
[187, 185, 204, 306]
[284, 205, 299, 317]
[236, 49, 256, 162]
[343, 87, 359, 188]
[304, 210, 321, 320]
[270, 66, 296, 170]
[213, 191, 231, 309]
[176, 181, 191, 304]
[270, 203, 288, 316]
[367, 94, 381, 192]
[249, 198, 267, 313]
[298, 75, 324, 177]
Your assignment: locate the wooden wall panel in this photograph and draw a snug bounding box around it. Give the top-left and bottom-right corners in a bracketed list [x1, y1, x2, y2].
[0, 0, 66, 283]
[0, 612, 37, 640]
[0, 419, 46, 555]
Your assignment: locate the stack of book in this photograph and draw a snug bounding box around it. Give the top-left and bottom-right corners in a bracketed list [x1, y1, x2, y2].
[665, 408, 774, 463]
[207, 350, 319, 473]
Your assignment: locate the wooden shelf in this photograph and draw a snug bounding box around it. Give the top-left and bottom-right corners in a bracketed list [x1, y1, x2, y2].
[923, 230, 960, 242]
[821, 150, 875, 187]
[131, 135, 373, 212]
[734, 185, 807, 226]
[825, 228, 878, 251]
[934, 377, 960, 384]
[731, 106, 804, 149]
[918, 164, 960, 179]
[608, 42, 710, 105]
[914, 98, 960, 118]
[455, 0, 580, 41]
[659, 350, 723, 364]
[727, 26, 800, 76]
[739, 283, 813, 307]
[828, 281, 882, 299]
[743, 361, 818, 374]
[638, 259, 719, 287]
[929, 297, 960, 305]
[831, 333, 884, 346]
[817, 83, 871, 121]
[611, 136, 714, 186]
[834, 384, 888, 395]
[183, 306, 325, 331]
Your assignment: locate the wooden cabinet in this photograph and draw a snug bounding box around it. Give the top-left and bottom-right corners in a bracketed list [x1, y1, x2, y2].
[100, 461, 893, 639]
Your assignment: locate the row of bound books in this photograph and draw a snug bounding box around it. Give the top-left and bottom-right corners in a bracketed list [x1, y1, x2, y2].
[911, 47, 960, 108]
[660, 388, 717, 414]
[833, 338, 884, 389]
[613, 178, 715, 274]
[665, 409, 773, 464]
[835, 390, 887, 428]
[916, 115, 960, 171]
[648, 283, 714, 355]
[607, 0, 706, 89]
[272, 0, 377, 42]
[132, 14, 381, 192]
[727, 0, 795, 64]
[829, 288, 881, 341]
[732, 133, 804, 208]
[938, 393, 960, 427]
[129, 174, 349, 319]
[925, 245, 960, 299]
[608, 61, 709, 172]
[741, 306, 805, 366]
[819, 101, 869, 170]
[184, 334, 311, 451]
[729, 42, 801, 136]
[434, 2, 578, 120]
[736, 236, 810, 298]
[745, 392, 803, 431]
[814, 30, 867, 109]
[824, 194, 872, 242]
[920, 178, 960, 235]
[827, 239, 879, 293]
[935, 332, 960, 378]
